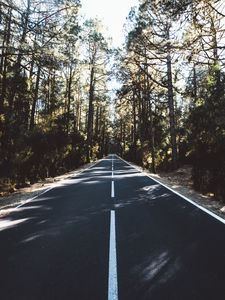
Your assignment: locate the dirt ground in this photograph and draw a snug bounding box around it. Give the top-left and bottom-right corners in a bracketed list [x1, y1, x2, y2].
[0, 160, 225, 220]
[0, 162, 95, 216]
[133, 163, 225, 220]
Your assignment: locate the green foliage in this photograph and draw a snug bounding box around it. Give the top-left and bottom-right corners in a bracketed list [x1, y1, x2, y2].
[115, 0, 225, 201]
[189, 76, 225, 200]
[24, 126, 85, 182]
[0, 1, 112, 190]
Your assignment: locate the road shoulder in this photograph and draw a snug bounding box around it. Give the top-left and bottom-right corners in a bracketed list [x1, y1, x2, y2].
[0, 160, 98, 215]
[123, 160, 225, 222]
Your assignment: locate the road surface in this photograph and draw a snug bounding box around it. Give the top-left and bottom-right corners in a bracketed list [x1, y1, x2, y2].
[0, 155, 225, 300]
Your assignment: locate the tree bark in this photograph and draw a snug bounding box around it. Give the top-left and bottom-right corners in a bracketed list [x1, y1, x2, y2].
[166, 23, 178, 169]
[167, 50, 178, 169]
[0, 8, 12, 113]
[30, 64, 41, 130]
[86, 66, 95, 162]
[66, 66, 73, 133]
[132, 89, 137, 159]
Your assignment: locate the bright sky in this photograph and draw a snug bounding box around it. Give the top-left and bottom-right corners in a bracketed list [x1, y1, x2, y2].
[80, 0, 139, 47]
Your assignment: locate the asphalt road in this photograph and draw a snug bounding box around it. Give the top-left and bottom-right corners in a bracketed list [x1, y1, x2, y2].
[0, 155, 225, 300]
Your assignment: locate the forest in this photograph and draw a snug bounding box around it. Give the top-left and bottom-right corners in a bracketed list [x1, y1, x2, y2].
[0, 0, 225, 202]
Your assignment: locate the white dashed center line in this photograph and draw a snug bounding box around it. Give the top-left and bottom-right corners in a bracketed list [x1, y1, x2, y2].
[108, 155, 118, 300]
[108, 210, 118, 300]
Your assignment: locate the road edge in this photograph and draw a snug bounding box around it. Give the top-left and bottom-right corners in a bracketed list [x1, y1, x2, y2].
[116, 155, 225, 225]
[16, 158, 103, 209]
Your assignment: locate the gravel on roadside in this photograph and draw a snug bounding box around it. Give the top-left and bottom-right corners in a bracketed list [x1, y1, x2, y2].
[1, 159, 225, 221]
[0, 161, 95, 216]
[128, 162, 225, 221]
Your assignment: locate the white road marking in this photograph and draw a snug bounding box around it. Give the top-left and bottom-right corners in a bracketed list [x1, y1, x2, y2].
[16, 187, 54, 208]
[116, 155, 225, 225]
[108, 210, 118, 300]
[111, 181, 115, 198]
[111, 155, 115, 197]
[15, 158, 104, 209]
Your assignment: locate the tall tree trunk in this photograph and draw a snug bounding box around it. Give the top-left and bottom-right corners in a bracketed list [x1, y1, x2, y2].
[86, 66, 95, 162]
[0, 8, 12, 113]
[167, 51, 178, 169]
[10, 0, 31, 110]
[101, 121, 106, 157]
[149, 99, 156, 173]
[30, 65, 41, 130]
[146, 76, 156, 173]
[95, 105, 99, 138]
[132, 89, 137, 159]
[193, 63, 198, 103]
[16, 0, 31, 71]
[66, 66, 73, 133]
[210, 16, 221, 93]
[76, 91, 82, 131]
[166, 24, 178, 169]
